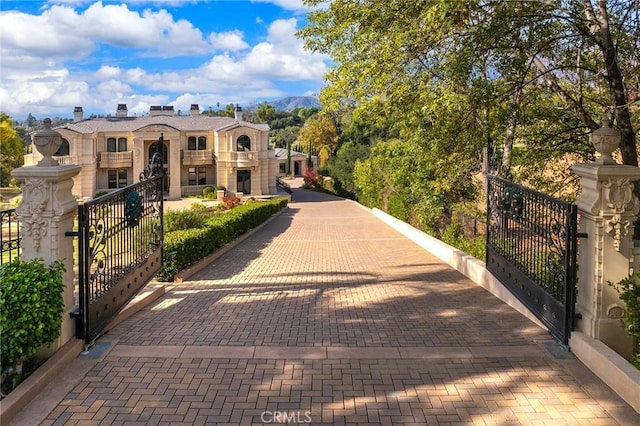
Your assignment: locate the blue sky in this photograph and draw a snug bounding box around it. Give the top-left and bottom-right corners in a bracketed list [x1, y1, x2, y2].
[0, 0, 330, 120]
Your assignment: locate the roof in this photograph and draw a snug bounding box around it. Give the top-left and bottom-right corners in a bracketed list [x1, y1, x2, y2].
[57, 115, 270, 134]
[274, 148, 316, 158]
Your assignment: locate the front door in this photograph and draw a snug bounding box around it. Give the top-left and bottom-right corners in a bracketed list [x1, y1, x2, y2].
[148, 141, 169, 193]
[237, 170, 251, 194]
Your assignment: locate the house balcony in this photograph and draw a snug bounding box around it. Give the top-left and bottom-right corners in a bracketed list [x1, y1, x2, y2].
[98, 151, 133, 168]
[225, 151, 257, 167]
[53, 155, 77, 165]
[182, 149, 214, 166]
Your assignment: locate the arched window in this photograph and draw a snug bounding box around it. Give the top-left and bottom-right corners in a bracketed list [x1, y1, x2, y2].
[107, 137, 127, 152]
[236, 135, 251, 151]
[55, 139, 70, 156]
[198, 136, 206, 150]
[148, 142, 168, 164]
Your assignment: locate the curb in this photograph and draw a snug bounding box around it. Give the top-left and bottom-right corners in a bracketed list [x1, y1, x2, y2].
[570, 331, 640, 413]
[0, 338, 83, 425]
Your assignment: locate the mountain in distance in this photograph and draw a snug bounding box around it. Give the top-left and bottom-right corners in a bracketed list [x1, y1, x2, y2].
[265, 96, 321, 111]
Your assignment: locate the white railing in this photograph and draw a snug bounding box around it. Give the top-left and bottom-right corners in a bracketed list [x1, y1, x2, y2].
[183, 149, 213, 161]
[100, 151, 133, 162]
[230, 151, 255, 161]
[53, 155, 76, 165]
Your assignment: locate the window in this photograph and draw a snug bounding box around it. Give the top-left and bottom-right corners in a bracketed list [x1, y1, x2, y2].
[55, 139, 70, 156]
[236, 135, 251, 151]
[108, 170, 127, 188]
[279, 162, 286, 174]
[188, 167, 206, 185]
[107, 137, 127, 152]
[188, 136, 207, 150]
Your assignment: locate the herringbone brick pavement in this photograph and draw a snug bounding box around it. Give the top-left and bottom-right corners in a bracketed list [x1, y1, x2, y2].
[12, 188, 639, 425]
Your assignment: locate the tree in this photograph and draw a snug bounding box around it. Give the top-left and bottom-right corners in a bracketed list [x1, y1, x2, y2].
[327, 141, 370, 195]
[300, 0, 639, 194]
[222, 104, 236, 118]
[296, 114, 339, 159]
[256, 103, 277, 123]
[272, 126, 300, 149]
[0, 113, 25, 187]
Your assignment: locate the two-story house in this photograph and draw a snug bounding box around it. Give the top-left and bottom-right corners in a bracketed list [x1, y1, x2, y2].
[25, 104, 279, 200]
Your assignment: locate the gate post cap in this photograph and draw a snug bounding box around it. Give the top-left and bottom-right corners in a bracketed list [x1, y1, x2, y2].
[591, 116, 620, 165]
[33, 118, 62, 167]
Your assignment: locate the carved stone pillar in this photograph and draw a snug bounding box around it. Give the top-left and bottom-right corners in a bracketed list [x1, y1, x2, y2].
[11, 119, 81, 351]
[571, 118, 640, 358]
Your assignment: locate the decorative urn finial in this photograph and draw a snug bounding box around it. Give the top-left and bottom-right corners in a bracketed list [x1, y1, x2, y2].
[591, 116, 620, 165]
[33, 118, 62, 167]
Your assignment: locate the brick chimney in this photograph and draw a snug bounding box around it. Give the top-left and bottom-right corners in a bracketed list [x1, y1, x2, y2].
[190, 104, 200, 116]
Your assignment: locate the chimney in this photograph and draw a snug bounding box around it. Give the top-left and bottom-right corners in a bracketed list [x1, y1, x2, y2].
[234, 105, 243, 121]
[190, 104, 200, 116]
[150, 105, 175, 116]
[116, 103, 128, 117]
[115, 103, 128, 117]
[73, 106, 83, 122]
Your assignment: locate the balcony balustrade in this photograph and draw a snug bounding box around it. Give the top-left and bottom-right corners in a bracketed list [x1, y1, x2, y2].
[182, 149, 214, 166]
[98, 151, 133, 168]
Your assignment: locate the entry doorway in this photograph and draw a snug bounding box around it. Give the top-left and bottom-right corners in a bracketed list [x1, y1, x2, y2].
[237, 170, 251, 194]
[148, 141, 169, 192]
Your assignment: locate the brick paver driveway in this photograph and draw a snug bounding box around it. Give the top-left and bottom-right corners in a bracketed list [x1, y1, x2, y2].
[16, 188, 639, 425]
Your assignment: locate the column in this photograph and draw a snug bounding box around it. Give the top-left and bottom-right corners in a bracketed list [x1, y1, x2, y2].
[11, 119, 81, 351]
[571, 118, 640, 358]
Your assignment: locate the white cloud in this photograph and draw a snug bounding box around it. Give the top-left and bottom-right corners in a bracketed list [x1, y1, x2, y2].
[0, 8, 95, 60]
[0, 2, 329, 118]
[252, 0, 309, 13]
[244, 18, 328, 80]
[209, 31, 250, 51]
[95, 65, 122, 79]
[96, 79, 133, 94]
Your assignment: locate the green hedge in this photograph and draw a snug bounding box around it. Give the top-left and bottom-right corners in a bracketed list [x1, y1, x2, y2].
[159, 197, 288, 281]
[1, 258, 66, 392]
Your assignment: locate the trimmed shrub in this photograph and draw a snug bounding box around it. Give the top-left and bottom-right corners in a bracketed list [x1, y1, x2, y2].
[202, 186, 216, 199]
[1, 258, 66, 393]
[159, 197, 288, 281]
[164, 208, 209, 233]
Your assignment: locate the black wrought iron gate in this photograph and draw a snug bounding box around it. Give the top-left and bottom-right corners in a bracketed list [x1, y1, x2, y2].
[486, 175, 578, 345]
[73, 175, 163, 345]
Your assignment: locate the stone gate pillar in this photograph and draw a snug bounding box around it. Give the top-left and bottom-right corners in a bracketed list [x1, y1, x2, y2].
[11, 119, 81, 351]
[571, 118, 640, 358]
